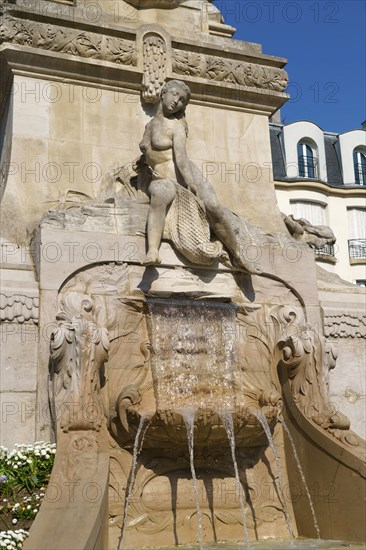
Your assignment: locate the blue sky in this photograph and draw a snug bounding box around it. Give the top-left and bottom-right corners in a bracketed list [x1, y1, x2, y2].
[215, 0, 366, 133]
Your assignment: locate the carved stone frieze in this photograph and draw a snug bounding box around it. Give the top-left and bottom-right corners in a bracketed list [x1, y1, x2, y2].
[172, 49, 288, 92]
[324, 312, 366, 339]
[0, 16, 136, 66]
[0, 293, 39, 324]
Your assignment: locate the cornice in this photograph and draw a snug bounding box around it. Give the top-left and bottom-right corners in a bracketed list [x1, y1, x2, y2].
[0, 3, 288, 113]
[274, 180, 366, 198]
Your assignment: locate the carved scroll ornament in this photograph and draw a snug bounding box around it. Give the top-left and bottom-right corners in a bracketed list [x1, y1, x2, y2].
[49, 291, 110, 433]
[269, 305, 360, 448]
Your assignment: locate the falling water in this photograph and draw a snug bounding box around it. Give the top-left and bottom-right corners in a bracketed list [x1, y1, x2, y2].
[255, 411, 294, 541]
[147, 300, 237, 412]
[179, 408, 204, 550]
[221, 412, 250, 547]
[278, 416, 321, 539]
[118, 415, 150, 550]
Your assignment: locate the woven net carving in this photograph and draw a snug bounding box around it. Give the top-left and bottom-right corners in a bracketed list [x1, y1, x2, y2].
[165, 183, 223, 265]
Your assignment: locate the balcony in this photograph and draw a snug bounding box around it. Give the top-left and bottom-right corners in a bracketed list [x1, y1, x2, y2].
[348, 239, 366, 263]
[315, 244, 336, 264]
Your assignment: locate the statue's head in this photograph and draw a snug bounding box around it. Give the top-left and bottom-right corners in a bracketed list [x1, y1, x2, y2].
[161, 80, 191, 115]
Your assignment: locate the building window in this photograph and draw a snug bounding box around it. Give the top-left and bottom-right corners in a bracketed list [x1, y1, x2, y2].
[291, 201, 325, 226]
[291, 201, 335, 260]
[348, 208, 366, 261]
[353, 149, 366, 185]
[297, 141, 318, 178]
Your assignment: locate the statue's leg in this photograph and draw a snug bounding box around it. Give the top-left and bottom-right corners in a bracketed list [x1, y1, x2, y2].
[196, 181, 262, 274]
[143, 179, 176, 265]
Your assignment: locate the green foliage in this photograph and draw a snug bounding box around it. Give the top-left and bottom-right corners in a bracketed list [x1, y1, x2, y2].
[0, 442, 56, 494]
[0, 442, 56, 546]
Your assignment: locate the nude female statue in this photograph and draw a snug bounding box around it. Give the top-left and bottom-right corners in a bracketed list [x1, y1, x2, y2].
[140, 79, 261, 274]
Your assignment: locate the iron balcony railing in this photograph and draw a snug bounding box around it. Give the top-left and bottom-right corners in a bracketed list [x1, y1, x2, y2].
[315, 244, 335, 258]
[298, 155, 318, 179]
[348, 239, 366, 260]
[354, 163, 366, 185]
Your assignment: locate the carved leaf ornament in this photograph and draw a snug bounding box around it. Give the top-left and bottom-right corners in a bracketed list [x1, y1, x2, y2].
[173, 50, 288, 92]
[142, 33, 167, 103]
[49, 290, 110, 433]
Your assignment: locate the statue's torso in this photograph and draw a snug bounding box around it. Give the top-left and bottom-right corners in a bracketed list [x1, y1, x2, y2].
[140, 116, 179, 181]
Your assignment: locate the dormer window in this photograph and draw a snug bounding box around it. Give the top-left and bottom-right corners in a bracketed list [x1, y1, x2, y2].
[353, 148, 366, 185]
[297, 140, 318, 178]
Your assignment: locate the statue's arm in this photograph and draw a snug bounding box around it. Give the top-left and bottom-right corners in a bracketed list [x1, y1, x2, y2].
[139, 124, 150, 153]
[172, 123, 203, 191]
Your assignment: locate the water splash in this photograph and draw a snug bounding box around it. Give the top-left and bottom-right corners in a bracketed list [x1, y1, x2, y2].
[255, 411, 294, 541]
[118, 415, 150, 550]
[278, 416, 321, 540]
[221, 411, 250, 547]
[179, 408, 204, 550]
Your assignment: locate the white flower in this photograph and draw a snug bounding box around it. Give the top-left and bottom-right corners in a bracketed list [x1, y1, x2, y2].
[12, 519, 17, 525]
[27, 504, 31, 509]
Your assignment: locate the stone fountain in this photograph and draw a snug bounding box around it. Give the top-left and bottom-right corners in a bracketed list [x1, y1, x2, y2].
[0, 0, 364, 548]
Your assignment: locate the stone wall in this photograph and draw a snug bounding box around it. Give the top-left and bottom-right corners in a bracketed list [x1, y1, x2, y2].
[318, 267, 366, 440]
[0, 261, 39, 448]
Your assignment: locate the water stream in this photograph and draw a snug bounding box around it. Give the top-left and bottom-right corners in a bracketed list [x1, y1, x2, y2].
[221, 412, 250, 547]
[255, 411, 294, 541]
[179, 408, 204, 550]
[278, 416, 321, 539]
[118, 415, 150, 550]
